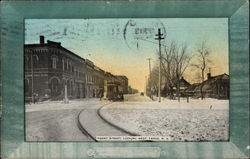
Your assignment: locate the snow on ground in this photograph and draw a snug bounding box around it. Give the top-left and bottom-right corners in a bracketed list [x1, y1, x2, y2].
[25, 98, 109, 141]
[100, 97, 229, 141]
[26, 109, 92, 141]
[25, 98, 109, 112]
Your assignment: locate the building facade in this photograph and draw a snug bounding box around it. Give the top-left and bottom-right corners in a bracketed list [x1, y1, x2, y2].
[24, 36, 128, 102]
[185, 73, 229, 99]
[116, 76, 129, 94]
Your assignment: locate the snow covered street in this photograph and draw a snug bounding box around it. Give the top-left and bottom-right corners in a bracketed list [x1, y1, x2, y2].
[25, 99, 109, 141]
[100, 93, 229, 141]
[25, 94, 229, 141]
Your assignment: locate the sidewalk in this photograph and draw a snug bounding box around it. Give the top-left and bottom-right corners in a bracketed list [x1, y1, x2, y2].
[25, 98, 107, 112]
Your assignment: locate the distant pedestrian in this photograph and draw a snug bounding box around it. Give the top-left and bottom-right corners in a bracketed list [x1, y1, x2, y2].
[210, 105, 212, 109]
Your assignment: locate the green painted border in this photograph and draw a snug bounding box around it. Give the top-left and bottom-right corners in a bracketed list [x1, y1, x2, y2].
[1, 1, 249, 158]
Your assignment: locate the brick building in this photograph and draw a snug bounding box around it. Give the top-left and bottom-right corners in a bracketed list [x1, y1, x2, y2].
[24, 36, 128, 102]
[116, 75, 129, 94]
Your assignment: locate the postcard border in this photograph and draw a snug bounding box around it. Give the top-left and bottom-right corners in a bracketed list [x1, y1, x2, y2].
[1, 0, 249, 158]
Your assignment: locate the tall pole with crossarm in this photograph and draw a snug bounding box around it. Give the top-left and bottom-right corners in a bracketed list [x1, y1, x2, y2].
[155, 28, 164, 102]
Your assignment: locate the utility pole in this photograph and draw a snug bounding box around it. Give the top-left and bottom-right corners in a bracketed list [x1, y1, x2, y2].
[147, 58, 152, 98]
[30, 50, 34, 104]
[155, 28, 164, 102]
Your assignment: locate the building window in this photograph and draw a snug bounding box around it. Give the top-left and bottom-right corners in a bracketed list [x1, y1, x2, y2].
[51, 55, 58, 69]
[62, 59, 64, 70]
[52, 58, 57, 69]
[33, 54, 39, 68]
[66, 59, 69, 71]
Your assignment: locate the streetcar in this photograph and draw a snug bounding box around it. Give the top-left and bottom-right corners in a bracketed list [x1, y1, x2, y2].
[104, 81, 124, 101]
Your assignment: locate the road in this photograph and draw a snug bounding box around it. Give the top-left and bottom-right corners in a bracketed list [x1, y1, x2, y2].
[78, 103, 133, 139]
[123, 93, 152, 102]
[25, 94, 152, 141]
[77, 93, 153, 139]
[26, 109, 92, 141]
[25, 99, 106, 141]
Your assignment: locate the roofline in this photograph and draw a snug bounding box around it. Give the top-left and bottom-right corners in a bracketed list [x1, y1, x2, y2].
[25, 41, 128, 79]
[24, 43, 86, 63]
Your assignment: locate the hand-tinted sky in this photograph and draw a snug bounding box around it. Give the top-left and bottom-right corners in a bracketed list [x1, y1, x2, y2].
[25, 18, 228, 92]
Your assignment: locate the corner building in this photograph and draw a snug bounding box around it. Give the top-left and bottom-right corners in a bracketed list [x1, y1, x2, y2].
[24, 36, 123, 101]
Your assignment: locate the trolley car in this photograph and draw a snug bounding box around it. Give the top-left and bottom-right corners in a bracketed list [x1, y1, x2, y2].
[104, 81, 124, 101]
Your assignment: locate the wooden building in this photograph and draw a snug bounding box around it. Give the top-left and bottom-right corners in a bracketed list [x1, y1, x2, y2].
[185, 73, 229, 99]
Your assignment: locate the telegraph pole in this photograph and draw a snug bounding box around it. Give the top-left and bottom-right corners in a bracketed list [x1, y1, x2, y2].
[155, 28, 164, 102]
[147, 58, 152, 98]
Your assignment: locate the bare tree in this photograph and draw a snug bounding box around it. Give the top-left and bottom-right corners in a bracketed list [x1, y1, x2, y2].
[161, 42, 174, 98]
[147, 41, 192, 101]
[172, 43, 191, 102]
[148, 64, 160, 97]
[161, 41, 192, 101]
[192, 41, 211, 100]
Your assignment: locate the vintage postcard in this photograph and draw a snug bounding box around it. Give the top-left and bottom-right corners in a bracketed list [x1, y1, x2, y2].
[24, 18, 229, 142]
[1, 0, 249, 159]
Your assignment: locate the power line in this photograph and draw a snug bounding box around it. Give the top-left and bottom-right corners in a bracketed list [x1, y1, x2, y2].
[137, 37, 168, 48]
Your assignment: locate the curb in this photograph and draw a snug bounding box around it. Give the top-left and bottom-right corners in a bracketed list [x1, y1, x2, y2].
[97, 104, 140, 136]
[77, 109, 97, 142]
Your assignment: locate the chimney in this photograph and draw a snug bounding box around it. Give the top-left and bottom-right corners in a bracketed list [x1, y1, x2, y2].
[207, 73, 211, 80]
[40, 35, 45, 44]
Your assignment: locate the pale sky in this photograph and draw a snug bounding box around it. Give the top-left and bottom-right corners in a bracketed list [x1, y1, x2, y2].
[25, 18, 229, 92]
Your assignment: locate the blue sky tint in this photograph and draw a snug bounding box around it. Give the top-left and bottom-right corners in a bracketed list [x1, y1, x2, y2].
[25, 18, 228, 91]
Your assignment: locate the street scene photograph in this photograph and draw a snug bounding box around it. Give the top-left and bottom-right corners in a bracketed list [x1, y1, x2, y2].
[24, 18, 229, 141]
